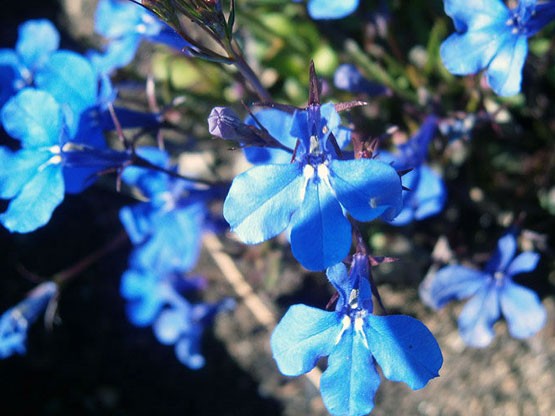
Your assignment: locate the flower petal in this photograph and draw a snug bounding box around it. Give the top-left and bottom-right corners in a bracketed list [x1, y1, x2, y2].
[223, 163, 304, 244]
[486, 233, 517, 274]
[15, 19, 59, 70]
[506, 252, 540, 278]
[270, 304, 341, 376]
[308, 0, 359, 20]
[329, 158, 403, 222]
[0, 148, 50, 199]
[486, 34, 528, 96]
[457, 283, 500, 348]
[290, 176, 351, 270]
[419, 265, 486, 309]
[1, 88, 63, 148]
[500, 281, 546, 339]
[443, 0, 509, 32]
[0, 163, 64, 233]
[320, 327, 380, 416]
[365, 315, 443, 389]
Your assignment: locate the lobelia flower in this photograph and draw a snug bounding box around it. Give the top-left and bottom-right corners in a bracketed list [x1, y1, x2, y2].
[304, 0, 359, 20]
[0, 88, 131, 233]
[0, 282, 58, 359]
[119, 147, 208, 274]
[333, 64, 389, 97]
[221, 66, 403, 271]
[90, 0, 192, 74]
[271, 256, 443, 416]
[120, 264, 234, 369]
[420, 233, 547, 347]
[0, 19, 60, 107]
[440, 0, 555, 96]
[379, 116, 447, 226]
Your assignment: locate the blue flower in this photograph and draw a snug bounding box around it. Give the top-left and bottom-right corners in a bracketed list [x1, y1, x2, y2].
[306, 0, 359, 20]
[90, 0, 191, 74]
[334, 64, 389, 96]
[271, 257, 443, 416]
[0, 282, 58, 359]
[0, 88, 130, 233]
[440, 0, 555, 96]
[120, 264, 233, 369]
[0, 19, 60, 107]
[119, 147, 207, 274]
[420, 233, 546, 347]
[223, 103, 403, 271]
[379, 116, 446, 226]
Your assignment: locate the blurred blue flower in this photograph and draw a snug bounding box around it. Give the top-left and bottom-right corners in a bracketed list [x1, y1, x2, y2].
[90, 0, 191, 74]
[120, 264, 233, 369]
[0, 88, 130, 233]
[0, 282, 58, 359]
[223, 103, 403, 271]
[420, 233, 546, 347]
[379, 116, 446, 226]
[306, 0, 359, 20]
[333, 64, 389, 96]
[440, 0, 555, 96]
[120, 147, 207, 274]
[271, 257, 443, 416]
[0, 19, 59, 107]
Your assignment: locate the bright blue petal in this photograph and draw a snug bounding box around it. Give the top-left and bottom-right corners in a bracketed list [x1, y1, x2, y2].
[121, 147, 169, 198]
[440, 26, 508, 75]
[0, 163, 64, 233]
[1, 88, 62, 148]
[244, 109, 295, 165]
[413, 166, 446, 220]
[95, 0, 145, 38]
[89, 35, 141, 74]
[35, 51, 97, 132]
[270, 304, 341, 376]
[506, 252, 540, 278]
[486, 34, 528, 96]
[329, 158, 403, 222]
[458, 283, 500, 347]
[120, 268, 156, 299]
[0, 148, 50, 199]
[223, 163, 304, 244]
[308, 0, 359, 20]
[419, 265, 486, 309]
[0, 50, 23, 105]
[119, 203, 154, 244]
[486, 233, 517, 274]
[15, 19, 59, 70]
[320, 327, 380, 416]
[290, 176, 351, 271]
[500, 281, 546, 339]
[443, 0, 509, 32]
[365, 315, 443, 389]
[326, 262, 351, 311]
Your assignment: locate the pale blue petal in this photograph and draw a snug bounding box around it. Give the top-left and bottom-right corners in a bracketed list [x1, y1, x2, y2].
[329, 158, 403, 222]
[244, 109, 295, 165]
[89, 35, 141, 74]
[223, 163, 304, 244]
[443, 0, 509, 32]
[413, 165, 447, 220]
[506, 252, 540, 278]
[0, 148, 50, 199]
[308, 0, 359, 20]
[419, 265, 486, 309]
[154, 306, 191, 345]
[270, 304, 341, 376]
[500, 281, 546, 339]
[440, 27, 507, 75]
[119, 203, 154, 244]
[35, 51, 97, 130]
[486, 35, 528, 96]
[1, 88, 62, 148]
[290, 178, 351, 271]
[120, 268, 156, 299]
[15, 19, 60, 70]
[0, 163, 64, 233]
[126, 296, 163, 327]
[320, 327, 380, 416]
[95, 0, 144, 38]
[121, 146, 169, 197]
[486, 233, 517, 274]
[365, 315, 443, 389]
[458, 283, 500, 348]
